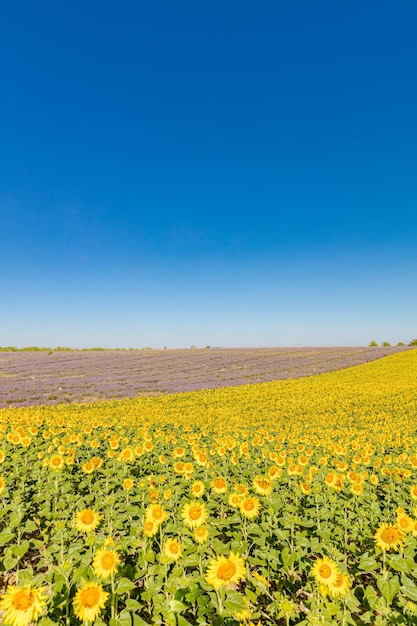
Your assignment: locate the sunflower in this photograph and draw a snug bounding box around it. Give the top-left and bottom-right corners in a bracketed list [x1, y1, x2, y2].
[194, 526, 209, 544]
[93, 548, 121, 579]
[145, 503, 167, 525]
[350, 483, 363, 496]
[328, 573, 352, 598]
[211, 477, 227, 494]
[49, 454, 64, 471]
[143, 519, 159, 538]
[253, 476, 272, 496]
[410, 486, 417, 501]
[311, 557, 340, 586]
[240, 497, 261, 520]
[228, 492, 242, 508]
[81, 460, 95, 474]
[182, 501, 208, 529]
[163, 538, 182, 561]
[73, 582, 108, 623]
[0, 476, 5, 494]
[0, 450, 6, 463]
[374, 523, 405, 551]
[205, 551, 246, 590]
[74, 508, 101, 533]
[191, 480, 205, 498]
[0, 584, 47, 626]
[397, 513, 414, 534]
[123, 478, 134, 491]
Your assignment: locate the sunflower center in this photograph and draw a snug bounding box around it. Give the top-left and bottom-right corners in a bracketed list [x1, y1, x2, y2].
[101, 554, 115, 570]
[319, 564, 331, 579]
[189, 506, 202, 520]
[81, 588, 100, 608]
[243, 500, 254, 511]
[169, 543, 179, 554]
[214, 479, 225, 488]
[217, 561, 237, 580]
[81, 511, 94, 524]
[381, 529, 398, 543]
[13, 590, 34, 610]
[152, 509, 163, 520]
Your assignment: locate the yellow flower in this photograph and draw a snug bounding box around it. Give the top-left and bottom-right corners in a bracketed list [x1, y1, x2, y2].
[205, 551, 246, 590]
[397, 513, 414, 534]
[0, 476, 5, 493]
[74, 508, 101, 533]
[194, 526, 209, 544]
[239, 497, 261, 519]
[211, 477, 227, 494]
[252, 571, 270, 587]
[143, 519, 159, 537]
[410, 485, 417, 501]
[0, 584, 47, 626]
[228, 492, 242, 508]
[123, 477, 134, 491]
[164, 538, 182, 561]
[145, 503, 167, 525]
[81, 460, 95, 474]
[253, 476, 272, 496]
[73, 582, 108, 623]
[49, 454, 64, 471]
[311, 557, 339, 586]
[234, 595, 251, 622]
[93, 548, 121, 579]
[374, 523, 404, 551]
[328, 572, 352, 598]
[181, 501, 208, 529]
[191, 480, 205, 498]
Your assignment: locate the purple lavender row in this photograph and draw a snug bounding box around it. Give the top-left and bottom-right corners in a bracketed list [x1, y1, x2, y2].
[0, 346, 412, 408]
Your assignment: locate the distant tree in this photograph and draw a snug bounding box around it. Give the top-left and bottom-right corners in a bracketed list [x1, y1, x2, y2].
[409, 339, 417, 346]
[381, 341, 391, 346]
[369, 341, 378, 347]
[396, 342, 405, 346]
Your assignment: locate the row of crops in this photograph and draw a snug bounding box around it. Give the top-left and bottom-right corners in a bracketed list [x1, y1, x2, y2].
[1, 349, 417, 625]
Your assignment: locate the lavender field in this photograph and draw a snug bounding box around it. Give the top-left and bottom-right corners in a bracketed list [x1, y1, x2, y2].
[0, 346, 412, 408]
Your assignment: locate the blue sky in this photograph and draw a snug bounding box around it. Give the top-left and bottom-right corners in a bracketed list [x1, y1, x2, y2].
[1, 0, 416, 348]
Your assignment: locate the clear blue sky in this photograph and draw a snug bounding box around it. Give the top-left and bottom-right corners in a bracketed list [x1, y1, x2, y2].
[1, 1, 416, 348]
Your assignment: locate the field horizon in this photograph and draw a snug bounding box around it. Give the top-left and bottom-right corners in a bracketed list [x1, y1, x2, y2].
[0, 345, 413, 409]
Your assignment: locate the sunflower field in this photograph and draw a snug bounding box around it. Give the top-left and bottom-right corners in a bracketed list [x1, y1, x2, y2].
[1, 349, 417, 625]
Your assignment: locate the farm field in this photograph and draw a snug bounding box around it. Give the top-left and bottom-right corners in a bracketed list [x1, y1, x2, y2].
[0, 345, 411, 408]
[1, 349, 417, 625]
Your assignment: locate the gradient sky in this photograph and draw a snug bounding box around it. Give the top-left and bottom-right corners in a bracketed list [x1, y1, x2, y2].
[1, 0, 416, 348]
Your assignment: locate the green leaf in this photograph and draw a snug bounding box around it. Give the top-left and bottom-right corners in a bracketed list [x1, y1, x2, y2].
[169, 599, 188, 612]
[124, 598, 143, 611]
[0, 528, 15, 545]
[400, 576, 417, 601]
[116, 577, 137, 594]
[377, 574, 400, 604]
[387, 554, 414, 574]
[358, 554, 379, 571]
[223, 589, 248, 614]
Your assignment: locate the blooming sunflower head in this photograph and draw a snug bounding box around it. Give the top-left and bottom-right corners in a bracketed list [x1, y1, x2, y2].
[74, 508, 101, 533]
[93, 548, 121, 579]
[181, 501, 208, 529]
[194, 526, 209, 544]
[211, 477, 227, 494]
[0, 584, 47, 626]
[191, 480, 205, 498]
[253, 476, 272, 496]
[311, 557, 340, 587]
[328, 572, 352, 598]
[239, 497, 261, 519]
[163, 538, 182, 561]
[205, 551, 246, 590]
[145, 503, 167, 525]
[73, 583, 109, 623]
[374, 522, 405, 551]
